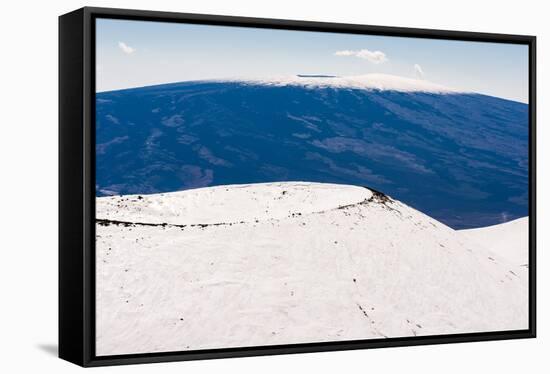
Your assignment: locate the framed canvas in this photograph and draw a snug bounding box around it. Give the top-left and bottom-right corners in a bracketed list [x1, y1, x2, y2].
[59, 6, 536, 367]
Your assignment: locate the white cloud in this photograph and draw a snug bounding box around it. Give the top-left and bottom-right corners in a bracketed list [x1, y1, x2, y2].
[334, 50, 355, 57]
[414, 64, 424, 79]
[334, 49, 387, 64]
[118, 41, 135, 54]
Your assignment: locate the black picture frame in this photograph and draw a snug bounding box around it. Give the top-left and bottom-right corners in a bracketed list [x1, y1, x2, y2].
[59, 6, 537, 367]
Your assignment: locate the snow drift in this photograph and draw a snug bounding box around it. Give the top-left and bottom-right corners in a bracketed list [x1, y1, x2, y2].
[95, 182, 528, 356]
[459, 217, 529, 267]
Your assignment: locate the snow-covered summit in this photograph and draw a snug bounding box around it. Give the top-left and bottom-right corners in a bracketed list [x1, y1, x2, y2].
[229, 73, 464, 93]
[96, 182, 373, 225]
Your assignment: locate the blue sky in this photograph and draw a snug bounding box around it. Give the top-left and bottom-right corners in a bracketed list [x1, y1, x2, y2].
[96, 18, 529, 103]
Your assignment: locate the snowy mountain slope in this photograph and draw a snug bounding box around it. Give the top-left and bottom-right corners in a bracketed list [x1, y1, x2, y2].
[459, 217, 529, 266]
[95, 182, 528, 356]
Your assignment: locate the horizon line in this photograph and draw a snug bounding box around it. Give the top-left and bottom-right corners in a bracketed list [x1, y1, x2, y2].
[96, 74, 528, 104]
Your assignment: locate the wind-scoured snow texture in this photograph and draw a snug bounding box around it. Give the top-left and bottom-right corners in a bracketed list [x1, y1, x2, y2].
[95, 182, 528, 356]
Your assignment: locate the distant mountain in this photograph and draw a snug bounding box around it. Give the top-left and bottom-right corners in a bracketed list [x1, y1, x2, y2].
[95, 74, 528, 229]
[95, 182, 528, 355]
